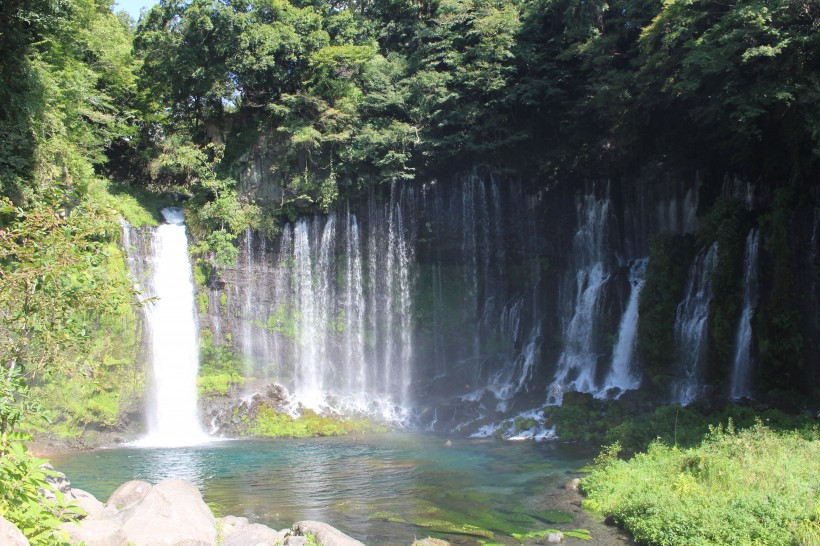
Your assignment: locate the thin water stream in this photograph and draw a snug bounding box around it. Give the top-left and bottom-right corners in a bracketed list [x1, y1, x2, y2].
[52, 434, 626, 545]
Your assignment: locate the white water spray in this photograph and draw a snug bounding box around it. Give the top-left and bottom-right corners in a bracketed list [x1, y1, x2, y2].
[138, 208, 209, 447]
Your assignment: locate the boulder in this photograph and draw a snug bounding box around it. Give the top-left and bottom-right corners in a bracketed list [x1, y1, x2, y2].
[0, 515, 29, 546]
[546, 531, 564, 543]
[70, 488, 110, 519]
[220, 523, 287, 546]
[116, 478, 217, 546]
[283, 537, 308, 546]
[216, 515, 249, 540]
[39, 463, 71, 501]
[291, 521, 365, 546]
[107, 480, 152, 511]
[564, 478, 581, 491]
[60, 518, 128, 546]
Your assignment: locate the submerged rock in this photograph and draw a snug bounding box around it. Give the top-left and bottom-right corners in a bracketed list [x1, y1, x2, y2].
[411, 538, 450, 546]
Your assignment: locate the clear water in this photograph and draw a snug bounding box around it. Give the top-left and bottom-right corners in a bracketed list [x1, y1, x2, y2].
[51, 434, 605, 545]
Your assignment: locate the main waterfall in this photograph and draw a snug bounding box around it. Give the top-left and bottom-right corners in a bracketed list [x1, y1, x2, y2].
[127, 208, 209, 446]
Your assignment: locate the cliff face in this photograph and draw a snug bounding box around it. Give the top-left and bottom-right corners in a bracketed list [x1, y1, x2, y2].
[188, 166, 819, 430]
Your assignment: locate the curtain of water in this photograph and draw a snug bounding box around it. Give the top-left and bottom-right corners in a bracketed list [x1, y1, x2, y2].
[672, 243, 719, 404]
[729, 229, 759, 400]
[598, 258, 648, 397]
[548, 192, 614, 403]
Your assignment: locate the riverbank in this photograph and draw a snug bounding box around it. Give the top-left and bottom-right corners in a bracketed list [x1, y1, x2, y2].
[581, 422, 820, 545]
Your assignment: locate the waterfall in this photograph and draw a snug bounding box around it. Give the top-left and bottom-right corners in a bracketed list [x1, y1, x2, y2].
[135, 208, 209, 446]
[672, 243, 719, 405]
[227, 188, 414, 421]
[548, 193, 614, 403]
[597, 258, 648, 398]
[730, 229, 759, 400]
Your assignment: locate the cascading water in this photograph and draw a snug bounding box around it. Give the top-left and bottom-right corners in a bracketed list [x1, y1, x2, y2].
[136, 208, 209, 446]
[195, 174, 729, 433]
[224, 186, 415, 421]
[672, 243, 718, 405]
[548, 193, 615, 403]
[597, 258, 648, 398]
[730, 229, 759, 400]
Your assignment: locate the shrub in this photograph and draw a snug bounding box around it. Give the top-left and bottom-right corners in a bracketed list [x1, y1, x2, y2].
[581, 422, 820, 546]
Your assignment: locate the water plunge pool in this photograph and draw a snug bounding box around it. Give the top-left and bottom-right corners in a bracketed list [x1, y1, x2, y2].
[52, 433, 615, 545]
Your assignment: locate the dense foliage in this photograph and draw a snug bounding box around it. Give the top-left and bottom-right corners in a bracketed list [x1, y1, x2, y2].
[581, 422, 820, 546]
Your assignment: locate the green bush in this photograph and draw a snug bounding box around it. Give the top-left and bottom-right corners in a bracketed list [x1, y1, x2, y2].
[581, 422, 820, 546]
[0, 440, 80, 545]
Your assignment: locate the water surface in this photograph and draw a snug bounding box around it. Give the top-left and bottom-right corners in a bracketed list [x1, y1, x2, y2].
[53, 433, 606, 544]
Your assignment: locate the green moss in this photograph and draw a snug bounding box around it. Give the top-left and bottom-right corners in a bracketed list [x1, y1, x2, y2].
[219, 292, 228, 306]
[87, 179, 161, 227]
[637, 233, 696, 394]
[193, 262, 211, 287]
[247, 406, 386, 438]
[198, 373, 245, 396]
[698, 199, 750, 383]
[197, 291, 209, 315]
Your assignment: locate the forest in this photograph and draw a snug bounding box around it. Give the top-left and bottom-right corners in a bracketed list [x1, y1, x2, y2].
[0, 0, 818, 544]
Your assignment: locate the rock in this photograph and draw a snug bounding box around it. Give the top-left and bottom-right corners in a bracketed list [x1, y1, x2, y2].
[0, 515, 29, 546]
[70, 488, 109, 519]
[411, 538, 450, 546]
[564, 478, 581, 491]
[444, 440, 452, 447]
[107, 480, 152, 511]
[220, 523, 287, 546]
[60, 518, 128, 546]
[217, 515, 249, 540]
[292, 521, 365, 546]
[116, 478, 217, 545]
[39, 463, 71, 501]
[284, 537, 308, 546]
[546, 531, 564, 543]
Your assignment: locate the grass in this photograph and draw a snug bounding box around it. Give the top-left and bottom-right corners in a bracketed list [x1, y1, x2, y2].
[581, 421, 820, 546]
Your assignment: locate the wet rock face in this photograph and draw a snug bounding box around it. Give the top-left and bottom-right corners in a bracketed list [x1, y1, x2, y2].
[203, 381, 293, 436]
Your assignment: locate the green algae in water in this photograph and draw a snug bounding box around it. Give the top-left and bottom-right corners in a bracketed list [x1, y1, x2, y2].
[411, 519, 495, 539]
[370, 511, 408, 523]
[512, 528, 592, 540]
[528, 509, 574, 524]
